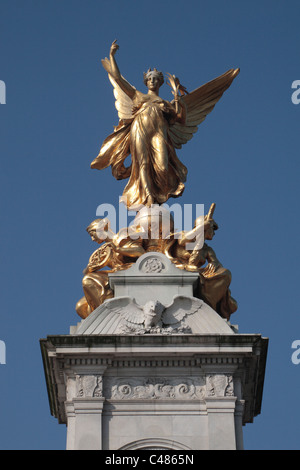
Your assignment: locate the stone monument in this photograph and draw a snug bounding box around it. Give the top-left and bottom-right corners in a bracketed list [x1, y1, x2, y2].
[40, 41, 268, 450]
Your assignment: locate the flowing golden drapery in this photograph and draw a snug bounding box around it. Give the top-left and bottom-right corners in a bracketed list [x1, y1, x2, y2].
[91, 92, 187, 208]
[91, 41, 239, 208]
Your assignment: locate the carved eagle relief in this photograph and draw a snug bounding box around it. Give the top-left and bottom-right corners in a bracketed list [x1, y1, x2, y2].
[82, 295, 204, 334]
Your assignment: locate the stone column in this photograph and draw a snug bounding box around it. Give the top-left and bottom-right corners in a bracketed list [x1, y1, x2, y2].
[64, 371, 106, 450]
[204, 373, 237, 450]
[206, 397, 237, 449]
[234, 400, 245, 450]
[71, 398, 105, 450]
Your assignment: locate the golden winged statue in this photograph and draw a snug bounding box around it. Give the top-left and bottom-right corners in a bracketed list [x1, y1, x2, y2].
[91, 40, 239, 209]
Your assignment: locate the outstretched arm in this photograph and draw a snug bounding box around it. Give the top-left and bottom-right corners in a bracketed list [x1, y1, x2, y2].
[102, 40, 136, 100]
[177, 223, 201, 246]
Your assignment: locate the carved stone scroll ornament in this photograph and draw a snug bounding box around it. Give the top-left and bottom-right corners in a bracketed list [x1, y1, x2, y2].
[106, 378, 206, 400]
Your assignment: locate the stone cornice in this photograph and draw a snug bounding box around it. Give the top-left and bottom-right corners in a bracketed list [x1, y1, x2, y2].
[40, 333, 268, 426]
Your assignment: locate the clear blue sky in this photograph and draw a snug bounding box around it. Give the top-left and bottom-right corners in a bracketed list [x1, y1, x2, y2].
[0, 0, 300, 450]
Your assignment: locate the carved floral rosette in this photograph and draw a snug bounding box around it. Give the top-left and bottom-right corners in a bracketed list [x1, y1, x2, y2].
[141, 257, 164, 273]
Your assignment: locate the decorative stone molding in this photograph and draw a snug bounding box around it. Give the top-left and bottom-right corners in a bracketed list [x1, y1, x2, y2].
[206, 374, 234, 397]
[120, 438, 192, 450]
[76, 375, 103, 398]
[70, 374, 235, 402]
[40, 332, 268, 432]
[64, 356, 243, 369]
[105, 377, 206, 400]
[117, 323, 192, 335]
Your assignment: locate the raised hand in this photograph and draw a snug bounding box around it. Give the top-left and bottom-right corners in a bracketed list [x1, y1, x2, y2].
[110, 39, 119, 57]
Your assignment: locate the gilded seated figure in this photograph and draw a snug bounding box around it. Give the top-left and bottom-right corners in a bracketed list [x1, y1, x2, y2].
[76, 205, 237, 322]
[165, 204, 237, 321]
[75, 218, 145, 319]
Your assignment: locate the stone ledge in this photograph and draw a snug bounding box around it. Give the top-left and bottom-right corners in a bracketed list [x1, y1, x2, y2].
[40, 333, 268, 428]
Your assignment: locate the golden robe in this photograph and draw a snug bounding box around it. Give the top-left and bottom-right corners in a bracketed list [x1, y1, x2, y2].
[91, 92, 187, 208]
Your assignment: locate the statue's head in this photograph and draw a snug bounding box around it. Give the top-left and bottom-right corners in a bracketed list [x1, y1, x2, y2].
[194, 203, 218, 241]
[144, 300, 164, 316]
[143, 68, 164, 90]
[204, 219, 218, 240]
[86, 218, 113, 243]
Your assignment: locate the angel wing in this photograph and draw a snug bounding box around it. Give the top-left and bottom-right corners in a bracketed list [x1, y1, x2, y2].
[162, 296, 203, 326]
[101, 57, 135, 121]
[168, 68, 240, 149]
